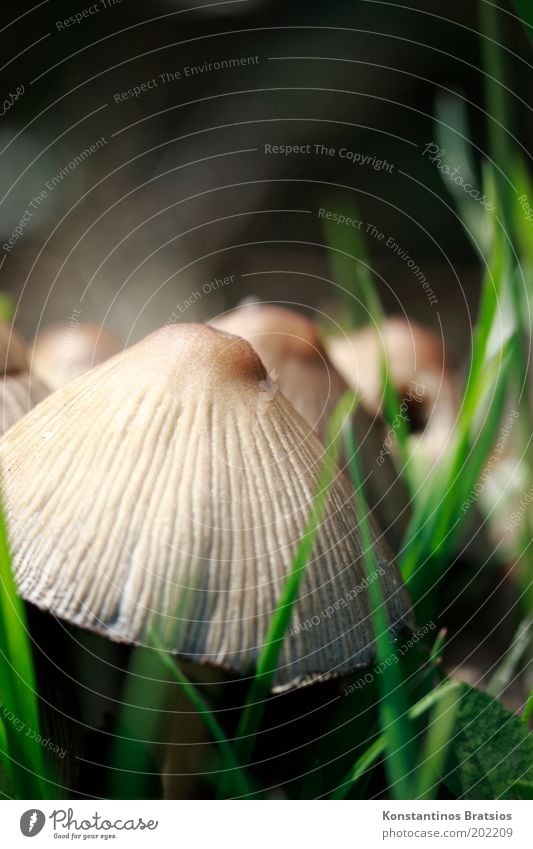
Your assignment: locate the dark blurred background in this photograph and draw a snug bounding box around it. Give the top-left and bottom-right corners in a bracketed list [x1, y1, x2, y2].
[1, 0, 531, 354]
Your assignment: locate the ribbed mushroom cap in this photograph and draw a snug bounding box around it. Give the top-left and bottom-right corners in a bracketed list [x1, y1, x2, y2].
[32, 321, 122, 391]
[327, 318, 458, 464]
[0, 323, 413, 690]
[212, 304, 411, 550]
[0, 320, 49, 435]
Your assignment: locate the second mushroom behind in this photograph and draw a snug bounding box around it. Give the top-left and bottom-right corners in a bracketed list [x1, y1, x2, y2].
[327, 317, 459, 472]
[31, 321, 122, 391]
[212, 303, 411, 551]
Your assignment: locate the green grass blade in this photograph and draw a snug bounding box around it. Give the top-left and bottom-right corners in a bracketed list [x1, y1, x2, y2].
[522, 690, 533, 723]
[343, 418, 415, 799]
[0, 493, 53, 798]
[405, 336, 513, 576]
[415, 685, 460, 800]
[331, 680, 461, 799]
[487, 618, 532, 699]
[233, 392, 353, 767]
[323, 208, 413, 484]
[150, 635, 253, 798]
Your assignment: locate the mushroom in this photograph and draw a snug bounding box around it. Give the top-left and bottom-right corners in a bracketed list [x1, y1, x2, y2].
[327, 317, 459, 470]
[31, 321, 122, 391]
[0, 320, 49, 435]
[0, 322, 413, 692]
[212, 303, 411, 550]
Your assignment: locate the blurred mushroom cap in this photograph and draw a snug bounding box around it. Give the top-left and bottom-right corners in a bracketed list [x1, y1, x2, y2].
[32, 321, 122, 391]
[0, 320, 49, 435]
[327, 317, 458, 465]
[0, 321, 29, 375]
[0, 322, 413, 690]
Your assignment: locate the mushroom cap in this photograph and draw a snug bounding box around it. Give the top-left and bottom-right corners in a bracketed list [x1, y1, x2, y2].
[212, 304, 411, 550]
[211, 304, 347, 443]
[0, 323, 413, 690]
[0, 320, 49, 435]
[32, 321, 122, 391]
[327, 318, 458, 463]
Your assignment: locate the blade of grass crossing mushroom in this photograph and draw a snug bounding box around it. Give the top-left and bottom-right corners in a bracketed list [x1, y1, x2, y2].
[400, 220, 509, 584]
[331, 680, 462, 799]
[407, 334, 513, 610]
[233, 392, 353, 768]
[150, 635, 253, 798]
[343, 414, 415, 799]
[0, 492, 53, 798]
[403, 340, 513, 615]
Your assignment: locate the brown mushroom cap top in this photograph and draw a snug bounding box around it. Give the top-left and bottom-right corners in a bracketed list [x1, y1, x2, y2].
[0, 322, 413, 690]
[212, 304, 349, 443]
[31, 321, 122, 391]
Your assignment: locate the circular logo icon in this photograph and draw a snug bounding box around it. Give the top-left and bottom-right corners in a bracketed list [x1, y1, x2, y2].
[20, 810, 46, 837]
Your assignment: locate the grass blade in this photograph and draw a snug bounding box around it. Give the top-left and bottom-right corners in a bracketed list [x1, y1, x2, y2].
[150, 635, 253, 798]
[343, 416, 415, 799]
[331, 680, 461, 799]
[233, 392, 353, 767]
[0, 492, 53, 798]
[415, 685, 460, 800]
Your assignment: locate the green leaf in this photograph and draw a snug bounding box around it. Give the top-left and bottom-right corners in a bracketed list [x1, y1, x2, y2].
[444, 684, 533, 799]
